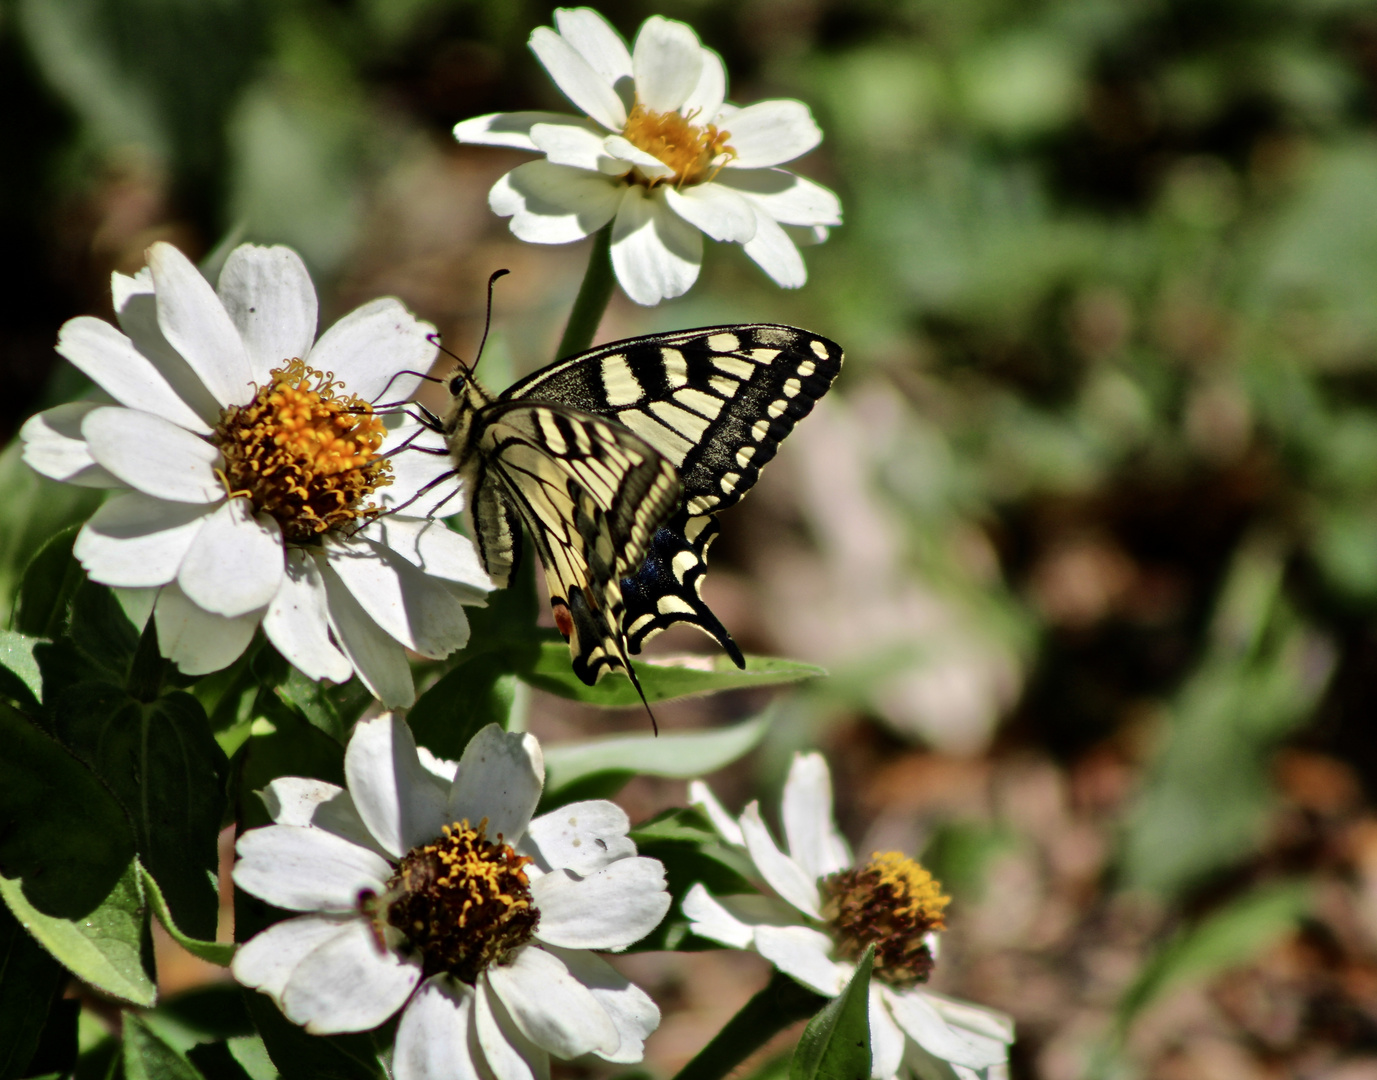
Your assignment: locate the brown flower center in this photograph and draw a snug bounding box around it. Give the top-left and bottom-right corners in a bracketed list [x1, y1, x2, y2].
[821, 852, 950, 989]
[375, 819, 539, 984]
[621, 102, 734, 186]
[213, 358, 392, 543]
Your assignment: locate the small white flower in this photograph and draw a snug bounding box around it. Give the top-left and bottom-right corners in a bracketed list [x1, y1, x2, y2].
[20, 241, 490, 706]
[684, 753, 1015, 1080]
[233, 716, 670, 1079]
[455, 7, 842, 305]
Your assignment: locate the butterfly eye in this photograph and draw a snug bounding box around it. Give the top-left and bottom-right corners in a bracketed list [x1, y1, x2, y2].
[448, 372, 467, 394]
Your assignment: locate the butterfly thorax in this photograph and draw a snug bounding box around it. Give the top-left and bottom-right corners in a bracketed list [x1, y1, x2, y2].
[440, 368, 496, 481]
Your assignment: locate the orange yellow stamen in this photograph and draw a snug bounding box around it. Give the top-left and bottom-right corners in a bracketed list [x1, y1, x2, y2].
[822, 852, 950, 988]
[621, 102, 735, 187]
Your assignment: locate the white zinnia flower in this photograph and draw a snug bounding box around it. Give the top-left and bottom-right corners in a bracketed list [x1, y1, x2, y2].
[19, 241, 489, 707]
[455, 7, 842, 305]
[683, 753, 1015, 1080]
[233, 715, 670, 1079]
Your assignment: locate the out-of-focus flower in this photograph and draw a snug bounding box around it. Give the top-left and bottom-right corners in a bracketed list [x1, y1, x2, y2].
[455, 7, 841, 305]
[684, 752, 1015, 1080]
[233, 716, 669, 1078]
[20, 241, 489, 706]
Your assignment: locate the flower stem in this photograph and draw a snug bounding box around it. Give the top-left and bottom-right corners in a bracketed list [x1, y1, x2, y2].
[555, 225, 615, 359]
[671, 970, 829, 1080]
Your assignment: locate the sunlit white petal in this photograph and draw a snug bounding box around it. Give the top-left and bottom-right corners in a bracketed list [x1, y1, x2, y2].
[631, 16, 702, 113]
[280, 918, 422, 1034]
[154, 582, 262, 674]
[320, 561, 417, 707]
[781, 752, 851, 879]
[394, 978, 482, 1080]
[553, 8, 633, 94]
[263, 550, 352, 684]
[448, 725, 543, 844]
[610, 185, 702, 305]
[75, 492, 208, 588]
[217, 244, 318, 385]
[739, 803, 821, 917]
[490, 162, 623, 244]
[531, 858, 669, 950]
[742, 208, 808, 289]
[485, 946, 620, 1058]
[231, 914, 354, 1003]
[663, 183, 756, 243]
[529, 26, 626, 130]
[754, 925, 848, 996]
[233, 825, 392, 911]
[20, 404, 120, 487]
[688, 780, 745, 846]
[81, 406, 223, 504]
[177, 498, 284, 617]
[345, 713, 449, 859]
[542, 947, 659, 1063]
[721, 100, 822, 168]
[524, 800, 635, 875]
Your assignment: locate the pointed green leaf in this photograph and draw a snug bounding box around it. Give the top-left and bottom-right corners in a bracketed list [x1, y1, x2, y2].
[519, 646, 824, 707]
[123, 1014, 205, 1080]
[543, 712, 772, 801]
[141, 865, 235, 967]
[0, 630, 42, 711]
[11, 524, 86, 640]
[0, 861, 154, 1007]
[791, 946, 873, 1080]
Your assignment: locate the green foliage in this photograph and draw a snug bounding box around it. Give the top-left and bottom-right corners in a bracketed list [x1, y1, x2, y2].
[790, 947, 873, 1080]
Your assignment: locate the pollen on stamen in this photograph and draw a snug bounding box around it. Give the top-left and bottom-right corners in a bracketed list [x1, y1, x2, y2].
[621, 101, 735, 187]
[213, 358, 393, 543]
[821, 852, 951, 989]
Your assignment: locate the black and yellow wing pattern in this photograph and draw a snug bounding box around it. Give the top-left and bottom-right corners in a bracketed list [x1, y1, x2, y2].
[442, 323, 842, 691]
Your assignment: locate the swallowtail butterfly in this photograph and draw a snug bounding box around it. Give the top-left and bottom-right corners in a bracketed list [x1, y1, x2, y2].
[437, 321, 843, 704]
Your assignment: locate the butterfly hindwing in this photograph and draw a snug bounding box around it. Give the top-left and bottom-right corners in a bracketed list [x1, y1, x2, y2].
[474, 401, 681, 684]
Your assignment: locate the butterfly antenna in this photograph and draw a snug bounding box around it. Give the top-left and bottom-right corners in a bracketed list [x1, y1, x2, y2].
[427, 332, 468, 369]
[472, 268, 510, 374]
[623, 658, 659, 736]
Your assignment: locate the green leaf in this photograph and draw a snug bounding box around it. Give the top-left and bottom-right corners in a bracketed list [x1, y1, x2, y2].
[1116, 881, 1311, 1035]
[53, 691, 228, 941]
[234, 712, 346, 829]
[520, 647, 824, 708]
[244, 992, 385, 1080]
[68, 579, 140, 679]
[0, 861, 154, 1007]
[0, 900, 65, 1080]
[11, 524, 86, 640]
[141, 865, 235, 967]
[409, 652, 519, 760]
[0, 703, 137, 919]
[0, 629, 43, 711]
[543, 712, 773, 802]
[123, 1013, 205, 1080]
[791, 946, 873, 1080]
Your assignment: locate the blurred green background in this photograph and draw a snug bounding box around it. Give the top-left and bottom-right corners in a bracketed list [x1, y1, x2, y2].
[5, 0, 1377, 1076]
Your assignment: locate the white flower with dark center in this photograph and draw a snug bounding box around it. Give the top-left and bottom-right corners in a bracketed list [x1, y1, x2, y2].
[454, 7, 841, 305]
[233, 716, 670, 1078]
[20, 241, 489, 707]
[683, 753, 1015, 1080]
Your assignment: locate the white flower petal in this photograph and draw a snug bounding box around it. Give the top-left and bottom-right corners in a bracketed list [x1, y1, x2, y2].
[681, 48, 727, 121]
[154, 581, 261, 674]
[924, 991, 1016, 1047]
[531, 121, 619, 172]
[524, 800, 635, 875]
[281, 917, 422, 1035]
[81, 406, 223, 503]
[663, 183, 756, 243]
[308, 297, 436, 405]
[742, 209, 807, 289]
[112, 268, 223, 426]
[610, 186, 703, 305]
[553, 8, 633, 99]
[177, 499, 284, 618]
[883, 988, 1008, 1071]
[217, 244, 318, 385]
[721, 100, 822, 168]
[739, 802, 821, 917]
[490, 162, 623, 244]
[754, 925, 847, 996]
[233, 824, 392, 911]
[541, 947, 658, 1064]
[263, 550, 353, 684]
[147, 242, 255, 408]
[258, 778, 385, 859]
[781, 752, 851, 879]
[454, 111, 580, 151]
[448, 725, 544, 844]
[681, 884, 757, 949]
[631, 16, 702, 113]
[320, 562, 416, 707]
[715, 169, 843, 227]
[870, 985, 907, 1080]
[232, 913, 354, 1002]
[365, 517, 492, 595]
[345, 713, 450, 859]
[323, 534, 470, 659]
[56, 316, 211, 433]
[601, 135, 676, 180]
[531, 857, 669, 951]
[529, 26, 626, 130]
[395, 978, 482, 1080]
[687, 780, 744, 846]
[376, 423, 464, 517]
[476, 980, 550, 1080]
[74, 492, 209, 588]
[20, 404, 121, 487]
[485, 946, 620, 1058]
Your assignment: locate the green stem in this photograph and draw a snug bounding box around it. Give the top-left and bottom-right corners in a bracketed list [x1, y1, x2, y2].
[555, 225, 615, 359]
[671, 970, 829, 1080]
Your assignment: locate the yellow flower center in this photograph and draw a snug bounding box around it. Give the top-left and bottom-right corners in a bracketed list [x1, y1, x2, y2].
[371, 819, 539, 984]
[213, 358, 392, 543]
[621, 101, 734, 186]
[821, 852, 950, 989]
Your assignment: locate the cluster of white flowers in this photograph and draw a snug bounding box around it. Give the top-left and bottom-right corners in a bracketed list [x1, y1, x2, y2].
[456, 7, 841, 305]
